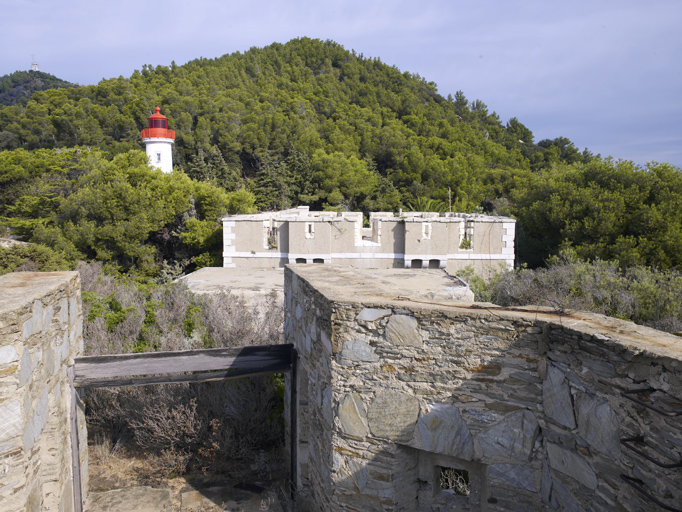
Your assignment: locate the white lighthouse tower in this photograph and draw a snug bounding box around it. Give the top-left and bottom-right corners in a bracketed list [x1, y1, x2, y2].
[141, 107, 175, 173]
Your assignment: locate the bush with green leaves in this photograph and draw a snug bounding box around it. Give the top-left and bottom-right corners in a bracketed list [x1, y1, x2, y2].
[0, 148, 256, 276]
[458, 251, 682, 333]
[0, 243, 71, 274]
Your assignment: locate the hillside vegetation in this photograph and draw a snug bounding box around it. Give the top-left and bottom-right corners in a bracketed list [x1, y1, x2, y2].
[1, 37, 681, 274]
[0, 70, 75, 108]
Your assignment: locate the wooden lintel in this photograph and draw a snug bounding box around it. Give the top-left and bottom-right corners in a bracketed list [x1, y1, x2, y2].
[74, 343, 293, 381]
[73, 362, 292, 388]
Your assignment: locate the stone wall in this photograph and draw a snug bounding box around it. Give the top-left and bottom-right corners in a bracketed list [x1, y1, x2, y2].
[0, 272, 87, 512]
[285, 265, 682, 511]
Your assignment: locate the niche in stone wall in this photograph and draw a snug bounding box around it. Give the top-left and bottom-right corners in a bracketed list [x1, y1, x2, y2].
[417, 451, 488, 511]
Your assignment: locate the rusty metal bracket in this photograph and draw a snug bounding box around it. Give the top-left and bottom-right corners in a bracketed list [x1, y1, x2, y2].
[620, 474, 682, 512]
[621, 388, 682, 417]
[621, 436, 682, 468]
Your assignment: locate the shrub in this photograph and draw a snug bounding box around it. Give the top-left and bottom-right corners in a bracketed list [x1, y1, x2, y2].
[80, 261, 286, 480]
[0, 243, 72, 275]
[458, 251, 682, 333]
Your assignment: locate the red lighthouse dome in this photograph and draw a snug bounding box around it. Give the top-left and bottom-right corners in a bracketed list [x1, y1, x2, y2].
[141, 107, 175, 140]
[141, 107, 175, 173]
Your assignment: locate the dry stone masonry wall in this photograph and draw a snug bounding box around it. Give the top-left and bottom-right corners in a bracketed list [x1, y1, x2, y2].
[0, 272, 86, 512]
[285, 265, 682, 512]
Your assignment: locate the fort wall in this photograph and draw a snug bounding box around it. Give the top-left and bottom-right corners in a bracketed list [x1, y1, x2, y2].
[224, 208, 515, 274]
[285, 265, 682, 511]
[0, 272, 87, 512]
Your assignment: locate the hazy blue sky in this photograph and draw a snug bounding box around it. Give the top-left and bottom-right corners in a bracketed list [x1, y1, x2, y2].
[2, 0, 680, 167]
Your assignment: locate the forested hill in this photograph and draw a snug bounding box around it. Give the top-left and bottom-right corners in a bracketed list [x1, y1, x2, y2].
[0, 70, 76, 107]
[0, 37, 589, 199]
[1, 38, 681, 272]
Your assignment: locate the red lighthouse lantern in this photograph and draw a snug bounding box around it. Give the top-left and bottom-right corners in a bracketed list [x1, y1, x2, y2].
[141, 107, 175, 173]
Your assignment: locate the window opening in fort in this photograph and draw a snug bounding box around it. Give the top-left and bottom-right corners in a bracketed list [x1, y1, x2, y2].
[439, 467, 470, 496]
[412, 258, 423, 269]
[422, 223, 432, 239]
[460, 220, 475, 250]
[267, 227, 278, 249]
[305, 222, 314, 239]
[313, 258, 324, 264]
[428, 259, 440, 269]
[296, 258, 307, 264]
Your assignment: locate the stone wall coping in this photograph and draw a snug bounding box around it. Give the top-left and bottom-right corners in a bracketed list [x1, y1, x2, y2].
[288, 265, 471, 303]
[288, 265, 682, 364]
[0, 271, 79, 314]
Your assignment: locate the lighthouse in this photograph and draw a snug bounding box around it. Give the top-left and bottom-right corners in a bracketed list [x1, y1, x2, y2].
[141, 107, 175, 173]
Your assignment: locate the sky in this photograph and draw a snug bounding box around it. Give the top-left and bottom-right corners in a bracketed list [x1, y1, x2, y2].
[1, 0, 681, 167]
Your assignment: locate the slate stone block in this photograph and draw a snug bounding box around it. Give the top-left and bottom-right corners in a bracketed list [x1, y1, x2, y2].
[543, 365, 576, 429]
[416, 403, 474, 460]
[367, 389, 419, 442]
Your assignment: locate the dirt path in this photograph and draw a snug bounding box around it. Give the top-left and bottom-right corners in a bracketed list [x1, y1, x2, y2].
[85, 444, 288, 511]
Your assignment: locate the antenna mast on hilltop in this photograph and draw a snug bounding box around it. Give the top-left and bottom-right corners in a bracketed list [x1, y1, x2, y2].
[30, 54, 39, 71]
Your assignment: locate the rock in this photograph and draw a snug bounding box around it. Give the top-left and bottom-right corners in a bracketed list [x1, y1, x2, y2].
[41, 305, 53, 334]
[59, 298, 69, 325]
[540, 459, 552, 504]
[547, 443, 598, 490]
[385, 315, 421, 347]
[33, 388, 49, 439]
[0, 346, 19, 365]
[581, 358, 615, 378]
[550, 478, 582, 512]
[70, 296, 79, 325]
[88, 487, 173, 512]
[338, 393, 369, 437]
[18, 348, 33, 387]
[575, 392, 620, 459]
[543, 365, 576, 429]
[356, 308, 392, 322]
[476, 410, 539, 462]
[320, 329, 332, 354]
[367, 389, 420, 442]
[489, 464, 536, 492]
[339, 339, 379, 363]
[22, 300, 43, 339]
[416, 403, 474, 460]
[0, 400, 22, 442]
[348, 458, 369, 491]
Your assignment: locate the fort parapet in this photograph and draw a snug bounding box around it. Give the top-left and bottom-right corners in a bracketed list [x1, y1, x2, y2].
[223, 207, 515, 275]
[285, 265, 682, 511]
[0, 272, 86, 512]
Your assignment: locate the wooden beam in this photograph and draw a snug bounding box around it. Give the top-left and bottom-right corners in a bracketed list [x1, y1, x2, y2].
[74, 361, 292, 388]
[74, 344, 293, 382]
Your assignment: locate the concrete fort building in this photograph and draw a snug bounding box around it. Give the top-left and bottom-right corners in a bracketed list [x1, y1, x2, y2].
[140, 107, 175, 173]
[222, 207, 515, 274]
